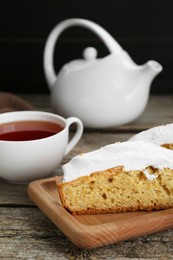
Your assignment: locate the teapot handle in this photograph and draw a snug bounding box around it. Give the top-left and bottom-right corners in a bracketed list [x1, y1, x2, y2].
[43, 18, 123, 89]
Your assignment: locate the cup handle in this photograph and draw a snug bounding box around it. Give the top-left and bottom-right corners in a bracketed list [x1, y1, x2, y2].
[64, 117, 83, 156]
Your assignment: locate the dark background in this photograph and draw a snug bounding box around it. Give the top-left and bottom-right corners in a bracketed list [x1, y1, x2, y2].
[0, 0, 173, 94]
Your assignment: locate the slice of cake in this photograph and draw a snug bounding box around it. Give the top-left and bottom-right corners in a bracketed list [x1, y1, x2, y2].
[129, 123, 173, 149]
[57, 141, 173, 215]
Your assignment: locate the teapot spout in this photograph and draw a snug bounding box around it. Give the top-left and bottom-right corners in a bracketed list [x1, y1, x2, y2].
[144, 60, 163, 81]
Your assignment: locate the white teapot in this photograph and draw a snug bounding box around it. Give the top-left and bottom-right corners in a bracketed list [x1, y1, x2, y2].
[43, 18, 162, 128]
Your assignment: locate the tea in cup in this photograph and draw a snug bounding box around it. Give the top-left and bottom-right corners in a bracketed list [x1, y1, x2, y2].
[0, 111, 83, 184]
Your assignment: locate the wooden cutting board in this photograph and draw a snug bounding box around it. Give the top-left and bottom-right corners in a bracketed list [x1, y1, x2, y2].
[28, 177, 173, 249]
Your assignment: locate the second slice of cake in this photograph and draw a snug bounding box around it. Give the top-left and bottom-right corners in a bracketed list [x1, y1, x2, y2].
[129, 123, 173, 149]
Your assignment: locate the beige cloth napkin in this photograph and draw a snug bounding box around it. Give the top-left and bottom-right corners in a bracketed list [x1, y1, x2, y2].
[0, 92, 34, 113]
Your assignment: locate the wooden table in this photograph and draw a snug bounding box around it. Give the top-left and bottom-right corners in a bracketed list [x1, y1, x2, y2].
[1, 94, 173, 259]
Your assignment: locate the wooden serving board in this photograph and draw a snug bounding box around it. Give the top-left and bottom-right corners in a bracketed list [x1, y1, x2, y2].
[28, 177, 173, 249]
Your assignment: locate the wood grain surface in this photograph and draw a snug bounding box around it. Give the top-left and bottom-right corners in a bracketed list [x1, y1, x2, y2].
[1, 207, 173, 259]
[1, 94, 173, 259]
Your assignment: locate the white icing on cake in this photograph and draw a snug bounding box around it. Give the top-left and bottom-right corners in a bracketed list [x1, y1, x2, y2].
[129, 123, 173, 145]
[62, 141, 173, 182]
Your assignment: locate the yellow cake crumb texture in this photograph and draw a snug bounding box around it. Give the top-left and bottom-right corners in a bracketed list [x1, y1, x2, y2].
[57, 166, 173, 215]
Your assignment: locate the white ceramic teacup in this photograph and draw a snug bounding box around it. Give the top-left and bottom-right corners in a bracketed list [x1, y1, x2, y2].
[0, 111, 83, 184]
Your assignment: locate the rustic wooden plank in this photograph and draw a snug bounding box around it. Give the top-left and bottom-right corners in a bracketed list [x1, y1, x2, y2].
[20, 93, 52, 112]
[0, 207, 173, 259]
[0, 180, 31, 206]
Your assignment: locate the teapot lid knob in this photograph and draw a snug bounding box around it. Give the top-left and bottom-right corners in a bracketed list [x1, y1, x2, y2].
[83, 47, 97, 60]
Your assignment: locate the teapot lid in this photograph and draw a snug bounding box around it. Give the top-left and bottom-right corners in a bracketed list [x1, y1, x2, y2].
[62, 47, 98, 72]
